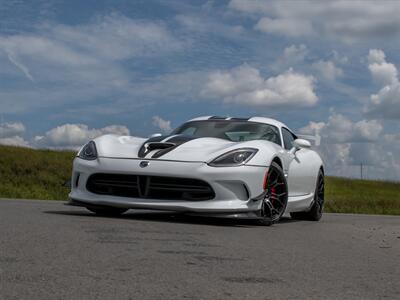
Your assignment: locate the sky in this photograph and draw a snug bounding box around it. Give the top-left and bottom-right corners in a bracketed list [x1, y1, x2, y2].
[1, 0, 400, 181]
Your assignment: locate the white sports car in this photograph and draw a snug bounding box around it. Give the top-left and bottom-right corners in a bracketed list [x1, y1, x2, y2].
[68, 116, 324, 225]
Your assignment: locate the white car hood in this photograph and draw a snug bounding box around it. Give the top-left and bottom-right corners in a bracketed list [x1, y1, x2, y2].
[94, 134, 279, 165]
[95, 134, 234, 161]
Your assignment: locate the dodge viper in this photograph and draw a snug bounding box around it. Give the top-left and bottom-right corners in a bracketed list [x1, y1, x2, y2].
[68, 116, 324, 225]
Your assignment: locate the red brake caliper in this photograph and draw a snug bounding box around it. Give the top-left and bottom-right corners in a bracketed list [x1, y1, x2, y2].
[264, 171, 276, 204]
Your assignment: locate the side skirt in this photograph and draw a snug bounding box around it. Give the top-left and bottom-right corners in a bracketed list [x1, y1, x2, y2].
[285, 193, 315, 213]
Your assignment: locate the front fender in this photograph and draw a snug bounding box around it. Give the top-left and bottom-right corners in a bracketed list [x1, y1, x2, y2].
[241, 140, 284, 167]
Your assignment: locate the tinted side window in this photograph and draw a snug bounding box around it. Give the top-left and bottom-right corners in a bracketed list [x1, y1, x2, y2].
[282, 128, 296, 150]
[180, 127, 197, 136]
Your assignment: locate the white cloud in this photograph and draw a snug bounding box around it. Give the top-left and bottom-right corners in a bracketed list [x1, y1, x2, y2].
[367, 49, 386, 64]
[367, 49, 398, 86]
[254, 17, 313, 37]
[312, 60, 343, 81]
[203, 64, 262, 97]
[298, 121, 325, 136]
[0, 122, 25, 137]
[176, 14, 244, 36]
[53, 14, 181, 61]
[366, 49, 400, 119]
[0, 122, 29, 147]
[282, 44, 308, 64]
[273, 44, 308, 70]
[0, 136, 30, 147]
[203, 64, 317, 107]
[368, 84, 400, 119]
[152, 116, 172, 134]
[298, 112, 400, 179]
[229, 0, 400, 43]
[0, 121, 132, 149]
[0, 14, 181, 66]
[228, 0, 270, 14]
[368, 63, 397, 86]
[34, 123, 130, 149]
[353, 119, 383, 142]
[300, 112, 383, 144]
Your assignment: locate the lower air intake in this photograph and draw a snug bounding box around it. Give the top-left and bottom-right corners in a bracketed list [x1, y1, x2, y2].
[86, 173, 215, 201]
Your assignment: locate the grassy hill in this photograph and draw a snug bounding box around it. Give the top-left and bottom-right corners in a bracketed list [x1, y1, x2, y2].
[0, 145, 75, 200]
[0, 145, 399, 215]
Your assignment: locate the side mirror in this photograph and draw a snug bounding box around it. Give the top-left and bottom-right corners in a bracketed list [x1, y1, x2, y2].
[149, 133, 162, 138]
[289, 139, 311, 155]
[293, 138, 311, 149]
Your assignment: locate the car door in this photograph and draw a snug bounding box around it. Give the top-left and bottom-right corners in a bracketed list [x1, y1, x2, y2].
[281, 127, 314, 196]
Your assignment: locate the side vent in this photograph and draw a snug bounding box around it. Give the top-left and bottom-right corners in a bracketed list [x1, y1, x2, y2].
[75, 173, 80, 187]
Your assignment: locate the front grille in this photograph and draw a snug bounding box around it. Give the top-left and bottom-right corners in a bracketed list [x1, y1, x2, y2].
[86, 173, 215, 201]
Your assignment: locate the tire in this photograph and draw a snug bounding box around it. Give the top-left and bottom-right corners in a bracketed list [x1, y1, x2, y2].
[87, 206, 128, 216]
[258, 161, 288, 225]
[290, 169, 324, 221]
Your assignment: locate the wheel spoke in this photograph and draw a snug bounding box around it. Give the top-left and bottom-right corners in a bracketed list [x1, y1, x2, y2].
[272, 198, 284, 207]
[268, 176, 278, 188]
[269, 168, 277, 178]
[261, 165, 289, 222]
[273, 207, 281, 215]
[317, 175, 325, 206]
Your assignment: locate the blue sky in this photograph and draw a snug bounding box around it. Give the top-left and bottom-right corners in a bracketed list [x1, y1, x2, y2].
[1, 0, 400, 180]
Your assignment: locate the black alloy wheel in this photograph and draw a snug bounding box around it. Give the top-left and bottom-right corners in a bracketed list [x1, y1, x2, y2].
[259, 162, 288, 225]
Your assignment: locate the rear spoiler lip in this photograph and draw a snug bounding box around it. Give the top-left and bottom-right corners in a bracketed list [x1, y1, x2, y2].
[296, 134, 321, 146]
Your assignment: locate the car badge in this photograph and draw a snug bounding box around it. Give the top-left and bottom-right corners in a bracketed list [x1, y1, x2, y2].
[140, 161, 150, 168]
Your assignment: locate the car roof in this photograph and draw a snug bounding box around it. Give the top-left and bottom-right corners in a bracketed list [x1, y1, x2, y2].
[188, 116, 291, 132]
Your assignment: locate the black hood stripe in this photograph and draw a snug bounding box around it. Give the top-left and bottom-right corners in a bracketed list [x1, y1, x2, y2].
[160, 134, 179, 143]
[138, 134, 199, 158]
[163, 135, 197, 144]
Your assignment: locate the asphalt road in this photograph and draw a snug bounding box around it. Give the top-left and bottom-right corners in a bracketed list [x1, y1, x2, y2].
[0, 199, 399, 300]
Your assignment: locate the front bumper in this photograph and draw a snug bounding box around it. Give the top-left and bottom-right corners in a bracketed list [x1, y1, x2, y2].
[69, 157, 267, 214]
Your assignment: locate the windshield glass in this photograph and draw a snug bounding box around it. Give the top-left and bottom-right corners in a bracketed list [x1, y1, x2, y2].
[172, 120, 282, 145]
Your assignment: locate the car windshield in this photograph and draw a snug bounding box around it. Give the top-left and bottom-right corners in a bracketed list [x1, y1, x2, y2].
[172, 120, 282, 145]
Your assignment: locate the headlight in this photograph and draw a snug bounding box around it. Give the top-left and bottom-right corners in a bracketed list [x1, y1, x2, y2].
[209, 148, 258, 167]
[78, 141, 98, 160]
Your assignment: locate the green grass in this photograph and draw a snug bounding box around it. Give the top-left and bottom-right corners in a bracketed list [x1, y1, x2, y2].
[325, 176, 400, 215]
[0, 145, 399, 215]
[0, 145, 75, 200]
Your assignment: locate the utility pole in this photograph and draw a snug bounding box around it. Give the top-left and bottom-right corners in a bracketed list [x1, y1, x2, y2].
[360, 162, 363, 180]
[0, 114, 3, 139]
